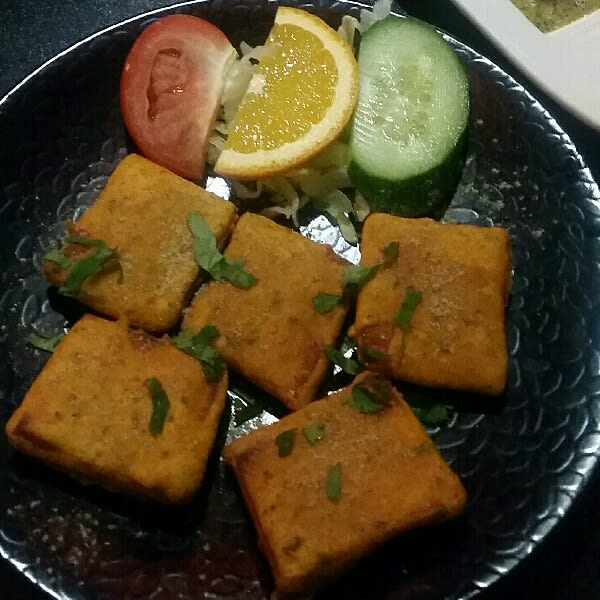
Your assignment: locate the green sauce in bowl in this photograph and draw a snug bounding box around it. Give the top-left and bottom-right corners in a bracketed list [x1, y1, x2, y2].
[511, 0, 600, 32]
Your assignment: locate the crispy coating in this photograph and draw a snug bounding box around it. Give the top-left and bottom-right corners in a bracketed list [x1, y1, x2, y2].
[44, 154, 237, 332]
[182, 212, 349, 411]
[350, 214, 512, 395]
[6, 314, 228, 504]
[224, 372, 467, 595]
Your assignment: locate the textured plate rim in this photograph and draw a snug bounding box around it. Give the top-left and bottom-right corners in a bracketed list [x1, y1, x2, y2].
[1, 1, 599, 599]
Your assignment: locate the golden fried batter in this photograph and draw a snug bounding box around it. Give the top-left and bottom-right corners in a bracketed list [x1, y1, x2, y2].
[182, 212, 349, 410]
[224, 372, 467, 596]
[6, 314, 228, 503]
[44, 154, 237, 332]
[350, 214, 511, 395]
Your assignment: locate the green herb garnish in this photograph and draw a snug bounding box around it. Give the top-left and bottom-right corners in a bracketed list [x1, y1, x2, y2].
[343, 264, 380, 289]
[44, 236, 118, 297]
[362, 346, 389, 360]
[346, 385, 386, 413]
[346, 379, 392, 414]
[145, 377, 170, 436]
[43, 248, 73, 269]
[394, 287, 423, 333]
[382, 241, 400, 266]
[26, 332, 65, 353]
[172, 326, 226, 382]
[211, 258, 258, 288]
[313, 292, 343, 314]
[411, 403, 451, 426]
[275, 429, 296, 457]
[325, 463, 342, 501]
[314, 254, 392, 313]
[302, 423, 325, 445]
[187, 212, 257, 288]
[325, 346, 361, 375]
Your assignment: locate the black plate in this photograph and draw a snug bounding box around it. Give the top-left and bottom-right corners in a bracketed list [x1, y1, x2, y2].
[1, 1, 600, 598]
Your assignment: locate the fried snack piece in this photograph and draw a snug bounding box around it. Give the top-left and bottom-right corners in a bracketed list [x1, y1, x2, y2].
[44, 154, 237, 332]
[224, 372, 467, 595]
[6, 314, 228, 503]
[182, 212, 349, 411]
[350, 214, 511, 395]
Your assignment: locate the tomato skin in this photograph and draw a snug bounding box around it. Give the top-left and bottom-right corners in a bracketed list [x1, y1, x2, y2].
[120, 14, 235, 180]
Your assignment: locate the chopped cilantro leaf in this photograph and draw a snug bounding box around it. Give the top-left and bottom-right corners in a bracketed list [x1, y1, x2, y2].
[313, 292, 343, 314]
[302, 423, 325, 445]
[145, 377, 170, 436]
[195, 345, 226, 382]
[44, 236, 118, 297]
[394, 287, 423, 333]
[187, 212, 222, 269]
[210, 258, 258, 288]
[171, 329, 195, 349]
[325, 463, 342, 501]
[43, 248, 73, 269]
[362, 346, 389, 360]
[325, 346, 361, 375]
[347, 385, 386, 413]
[411, 403, 450, 426]
[346, 380, 391, 413]
[172, 326, 226, 382]
[343, 264, 380, 289]
[187, 212, 257, 288]
[191, 324, 219, 345]
[26, 332, 65, 353]
[382, 241, 400, 266]
[275, 429, 296, 457]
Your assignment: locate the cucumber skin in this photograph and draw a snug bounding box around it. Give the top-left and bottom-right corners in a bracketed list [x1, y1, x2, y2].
[349, 125, 469, 219]
[349, 16, 471, 219]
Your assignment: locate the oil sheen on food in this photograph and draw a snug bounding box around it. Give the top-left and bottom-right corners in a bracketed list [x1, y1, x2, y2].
[511, 0, 600, 32]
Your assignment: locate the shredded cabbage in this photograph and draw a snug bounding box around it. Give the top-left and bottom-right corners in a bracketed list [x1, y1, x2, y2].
[359, 0, 393, 33]
[207, 2, 394, 243]
[337, 15, 360, 47]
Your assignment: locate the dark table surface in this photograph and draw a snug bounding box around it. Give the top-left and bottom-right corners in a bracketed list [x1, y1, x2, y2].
[1, 1, 599, 598]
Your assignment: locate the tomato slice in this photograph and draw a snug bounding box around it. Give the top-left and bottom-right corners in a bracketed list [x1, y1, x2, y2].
[120, 14, 236, 180]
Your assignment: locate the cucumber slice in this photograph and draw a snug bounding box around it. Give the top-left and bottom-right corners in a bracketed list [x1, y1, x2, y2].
[349, 17, 470, 217]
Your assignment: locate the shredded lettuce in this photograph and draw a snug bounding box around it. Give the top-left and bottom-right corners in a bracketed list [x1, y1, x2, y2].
[337, 0, 392, 44]
[314, 190, 358, 245]
[337, 15, 360, 47]
[220, 42, 280, 123]
[360, 0, 393, 32]
[207, 3, 395, 242]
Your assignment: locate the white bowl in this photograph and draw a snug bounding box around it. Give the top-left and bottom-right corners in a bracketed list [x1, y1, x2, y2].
[449, 0, 600, 130]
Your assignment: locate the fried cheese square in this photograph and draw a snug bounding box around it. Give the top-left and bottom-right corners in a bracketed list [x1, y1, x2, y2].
[224, 372, 467, 595]
[350, 215, 511, 395]
[44, 154, 238, 332]
[6, 314, 228, 504]
[182, 212, 349, 411]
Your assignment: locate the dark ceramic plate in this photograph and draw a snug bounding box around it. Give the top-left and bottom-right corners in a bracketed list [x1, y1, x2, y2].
[1, 1, 600, 599]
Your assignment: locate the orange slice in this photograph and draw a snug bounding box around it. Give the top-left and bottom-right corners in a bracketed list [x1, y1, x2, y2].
[214, 7, 359, 180]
